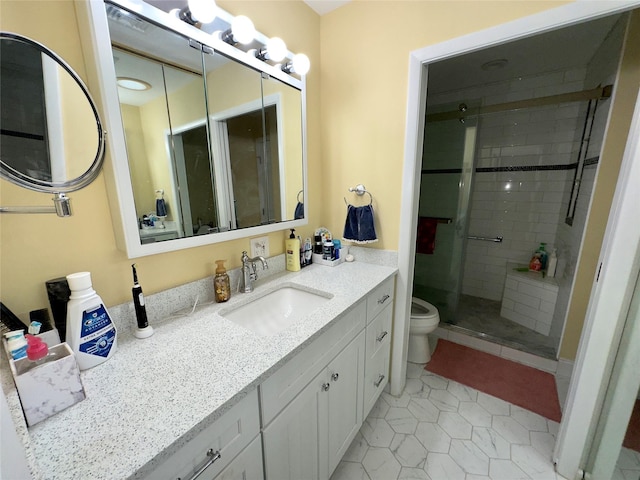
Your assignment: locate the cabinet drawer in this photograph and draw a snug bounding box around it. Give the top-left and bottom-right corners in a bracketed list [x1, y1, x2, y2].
[144, 390, 260, 480]
[214, 436, 263, 480]
[366, 277, 395, 323]
[260, 301, 366, 426]
[366, 303, 392, 361]
[363, 343, 390, 419]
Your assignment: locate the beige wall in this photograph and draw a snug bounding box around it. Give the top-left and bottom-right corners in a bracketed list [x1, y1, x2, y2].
[0, 0, 321, 322]
[559, 11, 640, 359]
[2, 0, 636, 362]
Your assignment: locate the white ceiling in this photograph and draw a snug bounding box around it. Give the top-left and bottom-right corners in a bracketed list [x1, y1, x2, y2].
[303, 0, 350, 16]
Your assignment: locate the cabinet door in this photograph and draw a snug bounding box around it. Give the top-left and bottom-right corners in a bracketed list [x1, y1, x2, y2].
[214, 436, 263, 480]
[364, 343, 390, 419]
[263, 370, 326, 480]
[327, 331, 365, 476]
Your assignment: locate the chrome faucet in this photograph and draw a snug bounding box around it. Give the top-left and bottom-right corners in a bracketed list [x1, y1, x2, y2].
[240, 251, 268, 293]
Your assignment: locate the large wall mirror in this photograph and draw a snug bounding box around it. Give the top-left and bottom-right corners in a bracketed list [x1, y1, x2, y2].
[78, 0, 307, 257]
[0, 32, 105, 214]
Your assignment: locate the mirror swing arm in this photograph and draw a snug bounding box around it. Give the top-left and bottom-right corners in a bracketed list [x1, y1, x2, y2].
[0, 32, 107, 217]
[77, 0, 308, 258]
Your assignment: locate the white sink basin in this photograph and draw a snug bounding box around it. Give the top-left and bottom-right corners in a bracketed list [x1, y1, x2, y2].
[222, 286, 332, 336]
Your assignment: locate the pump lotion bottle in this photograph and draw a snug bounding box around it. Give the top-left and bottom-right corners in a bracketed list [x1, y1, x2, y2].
[132, 264, 154, 339]
[66, 272, 117, 370]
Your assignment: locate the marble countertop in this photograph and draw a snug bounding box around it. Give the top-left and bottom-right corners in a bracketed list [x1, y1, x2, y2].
[5, 258, 396, 479]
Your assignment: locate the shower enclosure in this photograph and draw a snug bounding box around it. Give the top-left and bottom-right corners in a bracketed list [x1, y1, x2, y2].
[414, 73, 616, 358]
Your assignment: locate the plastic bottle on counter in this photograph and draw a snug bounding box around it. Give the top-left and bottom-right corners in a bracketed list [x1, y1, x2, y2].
[547, 249, 558, 278]
[214, 260, 231, 303]
[66, 272, 117, 370]
[286, 229, 301, 272]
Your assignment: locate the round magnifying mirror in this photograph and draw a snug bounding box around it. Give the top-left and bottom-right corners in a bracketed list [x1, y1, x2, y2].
[0, 32, 105, 193]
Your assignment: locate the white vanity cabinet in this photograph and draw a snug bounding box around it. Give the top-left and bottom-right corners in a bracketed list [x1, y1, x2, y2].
[261, 302, 366, 480]
[142, 390, 261, 480]
[363, 276, 394, 417]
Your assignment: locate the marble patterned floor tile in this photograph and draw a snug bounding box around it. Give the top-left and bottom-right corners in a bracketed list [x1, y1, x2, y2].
[472, 427, 512, 460]
[405, 378, 431, 398]
[477, 392, 511, 416]
[415, 422, 452, 453]
[386, 407, 419, 434]
[368, 395, 391, 419]
[421, 373, 449, 390]
[342, 431, 369, 463]
[390, 433, 428, 468]
[511, 444, 558, 479]
[492, 415, 532, 445]
[335, 368, 584, 480]
[383, 391, 412, 408]
[459, 401, 493, 428]
[437, 411, 473, 439]
[330, 461, 370, 480]
[429, 389, 460, 412]
[407, 398, 440, 422]
[362, 447, 402, 480]
[406, 363, 427, 379]
[449, 439, 490, 476]
[398, 466, 432, 480]
[489, 458, 531, 479]
[447, 381, 478, 402]
[361, 417, 395, 448]
[424, 452, 466, 480]
[511, 405, 550, 432]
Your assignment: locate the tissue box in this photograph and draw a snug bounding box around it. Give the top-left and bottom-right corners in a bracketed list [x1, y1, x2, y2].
[7, 342, 85, 426]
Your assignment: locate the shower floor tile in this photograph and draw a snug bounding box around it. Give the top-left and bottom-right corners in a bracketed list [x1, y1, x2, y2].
[450, 295, 558, 359]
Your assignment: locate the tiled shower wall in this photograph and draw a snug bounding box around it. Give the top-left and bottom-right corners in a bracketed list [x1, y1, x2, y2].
[416, 16, 624, 341]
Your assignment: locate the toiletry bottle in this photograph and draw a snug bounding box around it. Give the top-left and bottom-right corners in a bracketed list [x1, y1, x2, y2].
[323, 238, 335, 260]
[286, 229, 301, 272]
[537, 243, 548, 270]
[547, 249, 558, 278]
[214, 260, 231, 302]
[66, 272, 117, 370]
[529, 253, 542, 272]
[132, 264, 154, 339]
[19, 335, 58, 374]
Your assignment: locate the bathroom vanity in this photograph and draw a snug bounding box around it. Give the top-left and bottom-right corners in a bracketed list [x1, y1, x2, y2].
[4, 260, 396, 479]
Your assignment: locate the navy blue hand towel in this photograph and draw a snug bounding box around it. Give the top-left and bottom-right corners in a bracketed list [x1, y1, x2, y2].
[294, 202, 304, 219]
[343, 204, 378, 244]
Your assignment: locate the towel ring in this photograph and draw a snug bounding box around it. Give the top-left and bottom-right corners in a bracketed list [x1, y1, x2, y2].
[344, 184, 373, 206]
[297, 190, 303, 203]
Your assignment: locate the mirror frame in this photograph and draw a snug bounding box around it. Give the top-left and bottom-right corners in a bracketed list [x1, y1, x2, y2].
[0, 32, 106, 193]
[77, 0, 307, 258]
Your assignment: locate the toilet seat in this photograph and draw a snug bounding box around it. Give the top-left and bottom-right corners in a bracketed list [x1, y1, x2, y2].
[411, 297, 439, 323]
[408, 297, 440, 363]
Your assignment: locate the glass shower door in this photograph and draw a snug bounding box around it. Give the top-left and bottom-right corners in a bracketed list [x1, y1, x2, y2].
[413, 113, 477, 325]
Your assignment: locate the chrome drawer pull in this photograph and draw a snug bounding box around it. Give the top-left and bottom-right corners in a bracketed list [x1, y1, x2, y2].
[331, 373, 339, 382]
[376, 331, 388, 342]
[378, 294, 390, 304]
[179, 449, 221, 480]
[322, 382, 331, 391]
[374, 374, 385, 388]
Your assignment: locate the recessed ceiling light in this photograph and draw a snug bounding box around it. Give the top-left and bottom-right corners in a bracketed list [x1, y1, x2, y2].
[481, 58, 509, 71]
[117, 77, 151, 91]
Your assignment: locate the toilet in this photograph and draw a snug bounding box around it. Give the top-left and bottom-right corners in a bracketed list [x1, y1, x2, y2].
[408, 297, 441, 364]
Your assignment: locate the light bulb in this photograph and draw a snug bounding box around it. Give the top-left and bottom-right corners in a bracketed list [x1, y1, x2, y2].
[188, 0, 217, 24]
[291, 53, 310, 75]
[231, 15, 255, 45]
[266, 37, 287, 62]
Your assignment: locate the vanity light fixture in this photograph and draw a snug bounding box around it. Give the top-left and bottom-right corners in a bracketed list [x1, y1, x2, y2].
[179, 0, 217, 26]
[116, 77, 151, 91]
[220, 15, 256, 45]
[282, 53, 310, 76]
[256, 37, 287, 63]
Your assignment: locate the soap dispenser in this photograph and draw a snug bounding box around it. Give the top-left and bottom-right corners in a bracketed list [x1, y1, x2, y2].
[214, 260, 231, 303]
[285, 229, 301, 272]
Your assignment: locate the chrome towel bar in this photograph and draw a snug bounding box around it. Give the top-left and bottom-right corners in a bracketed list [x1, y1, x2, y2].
[468, 235, 503, 243]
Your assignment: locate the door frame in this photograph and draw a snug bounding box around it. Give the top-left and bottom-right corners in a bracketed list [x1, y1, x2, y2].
[394, 1, 640, 399]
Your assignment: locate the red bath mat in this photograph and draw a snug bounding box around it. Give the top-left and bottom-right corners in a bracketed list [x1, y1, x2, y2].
[425, 339, 562, 422]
